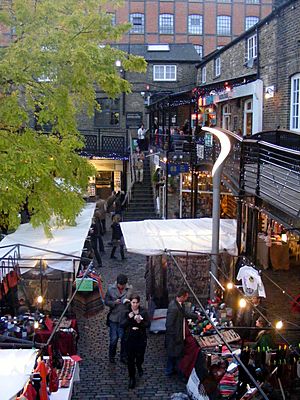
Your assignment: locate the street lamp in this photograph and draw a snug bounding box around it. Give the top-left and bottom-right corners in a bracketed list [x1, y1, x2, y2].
[202, 127, 231, 299]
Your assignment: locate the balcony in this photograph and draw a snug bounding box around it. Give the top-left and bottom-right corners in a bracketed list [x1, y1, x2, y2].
[79, 128, 128, 159]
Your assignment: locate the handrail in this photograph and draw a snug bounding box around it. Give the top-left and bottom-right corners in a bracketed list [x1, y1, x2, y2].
[127, 131, 135, 203]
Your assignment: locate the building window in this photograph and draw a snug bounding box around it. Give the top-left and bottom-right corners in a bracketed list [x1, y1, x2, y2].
[244, 99, 253, 136]
[107, 13, 116, 26]
[247, 34, 257, 60]
[188, 14, 203, 35]
[218, 0, 231, 2]
[201, 66, 206, 83]
[246, 0, 260, 3]
[245, 16, 259, 31]
[217, 16, 231, 36]
[290, 74, 300, 131]
[95, 98, 120, 127]
[159, 14, 174, 34]
[130, 13, 144, 34]
[214, 57, 221, 77]
[153, 65, 177, 81]
[194, 45, 203, 58]
[222, 104, 231, 130]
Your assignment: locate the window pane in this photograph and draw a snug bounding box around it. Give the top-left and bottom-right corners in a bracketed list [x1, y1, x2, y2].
[194, 45, 203, 58]
[291, 77, 300, 130]
[246, 0, 260, 3]
[159, 14, 174, 34]
[245, 16, 259, 31]
[130, 13, 144, 34]
[188, 15, 203, 35]
[217, 16, 231, 36]
[107, 13, 116, 26]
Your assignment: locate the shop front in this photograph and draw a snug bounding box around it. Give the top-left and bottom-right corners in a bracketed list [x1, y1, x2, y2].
[88, 159, 124, 199]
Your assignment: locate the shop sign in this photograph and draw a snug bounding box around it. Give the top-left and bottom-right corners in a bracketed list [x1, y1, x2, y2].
[76, 278, 94, 292]
[196, 144, 204, 160]
[168, 163, 189, 176]
[126, 112, 143, 128]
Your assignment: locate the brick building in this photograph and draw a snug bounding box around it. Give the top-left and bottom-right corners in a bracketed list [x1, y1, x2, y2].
[108, 0, 273, 58]
[195, 0, 300, 135]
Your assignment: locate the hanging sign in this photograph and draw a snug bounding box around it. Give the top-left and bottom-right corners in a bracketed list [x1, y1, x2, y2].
[76, 278, 94, 292]
[168, 163, 189, 176]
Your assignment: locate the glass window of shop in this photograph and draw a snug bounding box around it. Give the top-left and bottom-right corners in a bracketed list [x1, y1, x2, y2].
[181, 171, 235, 218]
[222, 104, 231, 130]
[243, 99, 253, 136]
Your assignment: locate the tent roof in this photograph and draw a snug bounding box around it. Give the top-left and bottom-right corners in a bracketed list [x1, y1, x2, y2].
[120, 218, 237, 256]
[0, 203, 95, 273]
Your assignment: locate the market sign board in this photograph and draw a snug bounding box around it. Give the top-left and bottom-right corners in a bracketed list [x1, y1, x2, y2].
[76, 278, 94, 292]
[126, 112, 143, 128]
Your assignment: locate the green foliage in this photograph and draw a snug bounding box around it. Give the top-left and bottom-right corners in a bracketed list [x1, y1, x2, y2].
[0, 0, 147, 233]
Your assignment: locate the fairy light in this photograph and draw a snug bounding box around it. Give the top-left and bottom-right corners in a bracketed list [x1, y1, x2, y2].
[34, 321, 39, 329]
[227, 282, 234, 290]
[239, 298, 247, 308]
[37, 295, 43, 304]
[275, 320, 283, 330]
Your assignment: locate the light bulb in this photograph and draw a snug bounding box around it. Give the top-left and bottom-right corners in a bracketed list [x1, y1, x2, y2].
[34, 321, 39, 329]
[239, 298, 247, 308]
[37, 295, 43, 304]
[163, 157, 167, 163]
[275, 320, 283, 330]
[227, 282, 234, 290]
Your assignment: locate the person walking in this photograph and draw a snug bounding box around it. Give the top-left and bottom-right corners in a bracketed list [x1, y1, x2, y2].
[137, 123, 146, 151]
[95, 196, 107, 233]
[165, 287, 200, 377]
[104, 274, 133, 364]
[110, 214, 126, 260]
[89, 215, 103, 267]
[136, 157, 144, 183]
[120, 294, 150, 389]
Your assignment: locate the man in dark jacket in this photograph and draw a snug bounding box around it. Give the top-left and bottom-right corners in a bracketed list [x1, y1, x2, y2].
[104, 274, 133, 363]
[165, 287, 199, 376]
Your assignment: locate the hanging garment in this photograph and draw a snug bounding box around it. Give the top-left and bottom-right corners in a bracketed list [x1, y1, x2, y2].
[237, 266, 266, 297]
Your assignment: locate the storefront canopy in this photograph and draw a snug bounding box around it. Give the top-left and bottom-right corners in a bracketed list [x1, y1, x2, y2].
[120, 218, 237, 256]
[0, 349, 37, 400]
[0, 203, 95, 273]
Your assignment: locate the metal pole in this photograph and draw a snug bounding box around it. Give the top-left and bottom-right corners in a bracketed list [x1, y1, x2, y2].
[179, 173, 183, 218]
[201, 127, 231, 299]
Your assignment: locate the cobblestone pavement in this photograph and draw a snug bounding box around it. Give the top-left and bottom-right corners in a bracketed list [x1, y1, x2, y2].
[72, 229, 186, 400]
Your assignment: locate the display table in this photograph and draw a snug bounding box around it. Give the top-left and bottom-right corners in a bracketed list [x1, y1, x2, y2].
[35, 319, 78, 356]
[45, 356, 80, 400]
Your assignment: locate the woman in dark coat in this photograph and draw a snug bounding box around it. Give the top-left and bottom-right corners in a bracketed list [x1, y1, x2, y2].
[110, 214, 125, 260]
[120, 294, 150, 389]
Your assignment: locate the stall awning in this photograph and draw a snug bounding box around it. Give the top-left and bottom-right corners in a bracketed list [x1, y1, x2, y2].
[120, 218, 237, 256]
[0, 349, 37, 400]
[0, 203, 95, 273]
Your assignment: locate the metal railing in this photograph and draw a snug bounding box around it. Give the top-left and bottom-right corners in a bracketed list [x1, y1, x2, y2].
[78, 128, 128, 158]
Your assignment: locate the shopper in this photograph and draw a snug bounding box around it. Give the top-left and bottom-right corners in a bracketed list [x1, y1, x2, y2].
[95, 196, 107, 233]
[120, 294, 150, 389]
[137, 123, 146, 151]
[89, 216, 103, 267]
[104, 274, 133, 364]
[136, 157, 144, 183]
[252, 316, 274, 350]
[110, 214, 126, 260]
[165, 287, 200, 377]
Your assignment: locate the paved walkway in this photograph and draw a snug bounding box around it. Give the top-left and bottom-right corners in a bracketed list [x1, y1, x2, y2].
[72, 230, 185, 400]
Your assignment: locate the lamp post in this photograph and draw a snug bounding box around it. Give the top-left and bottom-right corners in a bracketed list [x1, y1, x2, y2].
[202, 127, 231, 299]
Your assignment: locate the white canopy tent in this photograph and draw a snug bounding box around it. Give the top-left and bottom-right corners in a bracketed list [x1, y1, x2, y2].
[120, 218, 237, 256]
[0, 349, 38, 400]
[0, 203, 95, 274]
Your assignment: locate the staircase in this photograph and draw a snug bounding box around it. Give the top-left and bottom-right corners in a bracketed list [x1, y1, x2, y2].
[123, 157, 157, 221]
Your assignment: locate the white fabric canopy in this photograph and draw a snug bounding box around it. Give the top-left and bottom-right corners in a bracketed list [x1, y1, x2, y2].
[120, 218, 237, 256]
[0, 203, 95, 273]
[0, 349, 37, 400]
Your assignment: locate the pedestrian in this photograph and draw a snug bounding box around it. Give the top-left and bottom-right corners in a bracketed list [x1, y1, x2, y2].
[132, 147, 139, 182]
[137, 123, 146, 151]
[136, 157, 144, 183]
[120, 294, 150, 389]
[104, 274, 133, 364]
[106, 190, 116, 213]
[89, 216, 103, 267]
[110, 214, 126, 260]
[95, 196, 107, 233]
[165, 287, 200, 377]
